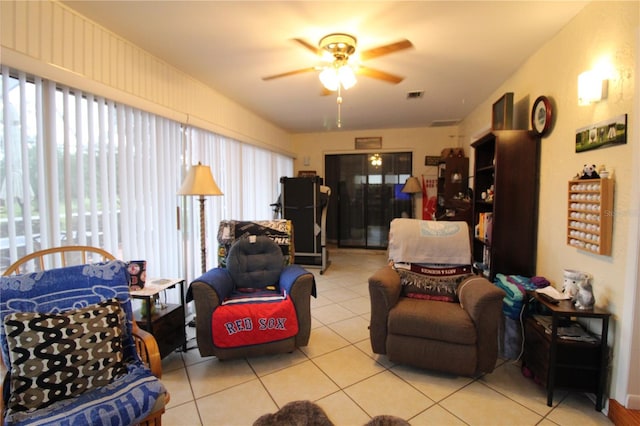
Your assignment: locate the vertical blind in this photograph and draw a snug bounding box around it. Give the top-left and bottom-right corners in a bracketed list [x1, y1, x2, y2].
[181, 127, 290, 279]
[1, 66, 293, 281]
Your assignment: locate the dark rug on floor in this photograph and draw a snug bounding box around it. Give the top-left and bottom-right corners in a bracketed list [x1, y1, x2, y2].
[253, 400, 410, 426]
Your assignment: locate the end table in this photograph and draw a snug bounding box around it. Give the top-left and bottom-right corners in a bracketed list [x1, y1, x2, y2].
[130, 278, 187, 358]
[524, 292, 611, 411]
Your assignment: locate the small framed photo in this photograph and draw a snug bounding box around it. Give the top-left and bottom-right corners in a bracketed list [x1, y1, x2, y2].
[355, 137, 382, 150]
[575, 114, 627, 153]
[425, 156, 440, 166]
[492, 92, 514, 130]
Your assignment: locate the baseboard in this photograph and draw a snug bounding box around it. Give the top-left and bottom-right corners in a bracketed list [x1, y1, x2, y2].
[609, 399, 640, 425]
[627, 394, 640, 410]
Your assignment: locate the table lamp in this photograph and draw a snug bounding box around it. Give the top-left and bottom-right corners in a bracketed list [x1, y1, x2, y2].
[401, 176, 422, 218]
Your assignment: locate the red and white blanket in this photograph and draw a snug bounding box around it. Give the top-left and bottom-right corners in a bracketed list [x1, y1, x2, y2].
[212, 291, 299, 348]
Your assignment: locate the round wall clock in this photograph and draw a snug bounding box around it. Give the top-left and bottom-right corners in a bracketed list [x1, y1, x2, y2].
[531, 96, 552, 137]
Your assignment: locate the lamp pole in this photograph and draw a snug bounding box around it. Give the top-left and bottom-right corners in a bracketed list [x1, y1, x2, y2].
[198, 195, 207, 274]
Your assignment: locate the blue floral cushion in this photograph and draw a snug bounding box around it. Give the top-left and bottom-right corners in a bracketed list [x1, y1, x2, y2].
[0, 261, 166, 426]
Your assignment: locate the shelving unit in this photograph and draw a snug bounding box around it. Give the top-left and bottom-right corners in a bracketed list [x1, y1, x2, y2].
[567, 178, 614, 255]
[471, 131, 540, 280]
[436, 154, 470, 223]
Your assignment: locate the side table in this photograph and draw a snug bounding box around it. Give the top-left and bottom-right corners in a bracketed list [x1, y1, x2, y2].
[130, 278, 187, 358]
[524, 292, 611, 411]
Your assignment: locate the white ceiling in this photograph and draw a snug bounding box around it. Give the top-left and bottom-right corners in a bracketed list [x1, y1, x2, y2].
[61, 1, 587, 134]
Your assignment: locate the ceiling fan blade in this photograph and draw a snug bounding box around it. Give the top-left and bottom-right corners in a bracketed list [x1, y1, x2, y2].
[262, 67, 318, 81]
[292, 38, 322, 56]
[357, 66, 405, 84]
[360, 39, 413, 61]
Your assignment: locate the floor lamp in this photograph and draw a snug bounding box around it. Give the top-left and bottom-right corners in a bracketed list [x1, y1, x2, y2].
[178, 162, 223, 274]
[401, 176, 422, 218]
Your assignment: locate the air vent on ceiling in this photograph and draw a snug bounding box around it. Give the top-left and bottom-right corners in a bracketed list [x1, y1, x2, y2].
[429, 119, 461, 127]
[406, 90, 424, 99]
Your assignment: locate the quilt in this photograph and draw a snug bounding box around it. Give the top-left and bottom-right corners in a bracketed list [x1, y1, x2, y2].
[217, 220, 293, 267]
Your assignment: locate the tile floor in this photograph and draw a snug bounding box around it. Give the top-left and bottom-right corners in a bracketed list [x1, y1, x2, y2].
[160, 248, 613, 425]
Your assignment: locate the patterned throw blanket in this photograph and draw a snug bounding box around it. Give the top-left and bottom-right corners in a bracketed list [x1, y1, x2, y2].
[388, 219, 471, 265]
[217, 220, 293, 267]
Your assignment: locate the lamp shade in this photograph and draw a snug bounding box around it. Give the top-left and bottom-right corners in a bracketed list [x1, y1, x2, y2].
[338, 65, 356, 90]
[178, 162, 223, 196]
[578, 70, 607, 105]
[319, 64, 357, 91]
[401, 176, 422, 194]
[319, 67, 339, 91]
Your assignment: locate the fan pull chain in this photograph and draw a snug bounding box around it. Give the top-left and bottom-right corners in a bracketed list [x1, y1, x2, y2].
[336, 85, 343, 128]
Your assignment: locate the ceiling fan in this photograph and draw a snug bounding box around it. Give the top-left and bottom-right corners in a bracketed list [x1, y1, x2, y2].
[262, 33, 413, 91]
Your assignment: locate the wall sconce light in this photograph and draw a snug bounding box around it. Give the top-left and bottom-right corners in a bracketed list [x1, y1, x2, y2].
[578, 70, 608, 105]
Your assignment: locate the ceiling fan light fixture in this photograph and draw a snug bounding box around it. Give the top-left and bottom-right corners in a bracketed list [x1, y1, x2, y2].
[319, 64, 356, 91]
[320, 33, 357, 58]
[319, 67, 340, 91]
[370, 153, 382, 167]
[318, 33, 359, 92]
[263, 32, 412, 129]
[338, 65, 356, 89]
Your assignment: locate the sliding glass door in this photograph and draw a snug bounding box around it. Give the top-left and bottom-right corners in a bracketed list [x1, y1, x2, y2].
[325, 152, 412, 249]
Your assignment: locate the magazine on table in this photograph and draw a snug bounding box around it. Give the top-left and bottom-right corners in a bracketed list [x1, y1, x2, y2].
[533, 315, 599, 343]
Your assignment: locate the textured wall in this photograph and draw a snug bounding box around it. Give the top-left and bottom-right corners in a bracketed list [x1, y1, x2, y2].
[458, 1, 638, 406]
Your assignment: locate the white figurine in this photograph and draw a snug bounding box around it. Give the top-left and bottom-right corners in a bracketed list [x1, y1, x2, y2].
[562, 276, 580, 300]
[574, 279, 596, 310]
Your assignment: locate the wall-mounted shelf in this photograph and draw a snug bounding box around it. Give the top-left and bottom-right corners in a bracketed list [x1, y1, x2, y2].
[567, 178, 614, 255]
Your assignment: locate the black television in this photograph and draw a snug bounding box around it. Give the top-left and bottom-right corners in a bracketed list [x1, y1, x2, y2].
[394, 184, 411, 201]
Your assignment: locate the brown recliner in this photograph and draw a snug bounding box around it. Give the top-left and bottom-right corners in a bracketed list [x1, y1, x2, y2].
[368, 219, 506, 376]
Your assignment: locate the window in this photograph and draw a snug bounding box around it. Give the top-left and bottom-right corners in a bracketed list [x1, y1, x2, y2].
[1, 67, 293, 280]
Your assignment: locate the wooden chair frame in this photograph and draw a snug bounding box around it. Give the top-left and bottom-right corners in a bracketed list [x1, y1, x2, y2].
[2, 246, 168, 426]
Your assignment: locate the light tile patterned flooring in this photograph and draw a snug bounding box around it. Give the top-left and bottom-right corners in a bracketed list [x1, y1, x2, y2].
[161, 248, 613, 425]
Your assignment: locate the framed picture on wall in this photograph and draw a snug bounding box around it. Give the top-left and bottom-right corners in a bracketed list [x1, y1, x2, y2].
[575, 114, 627, 153]
[492, 92, 514, 130]
[355, 137, 382, 150]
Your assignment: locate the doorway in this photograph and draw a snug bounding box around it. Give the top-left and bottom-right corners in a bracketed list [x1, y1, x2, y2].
[325, 152, 412, 249]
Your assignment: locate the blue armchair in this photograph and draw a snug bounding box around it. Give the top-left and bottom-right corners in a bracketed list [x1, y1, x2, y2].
[187, 236, 316, 360]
